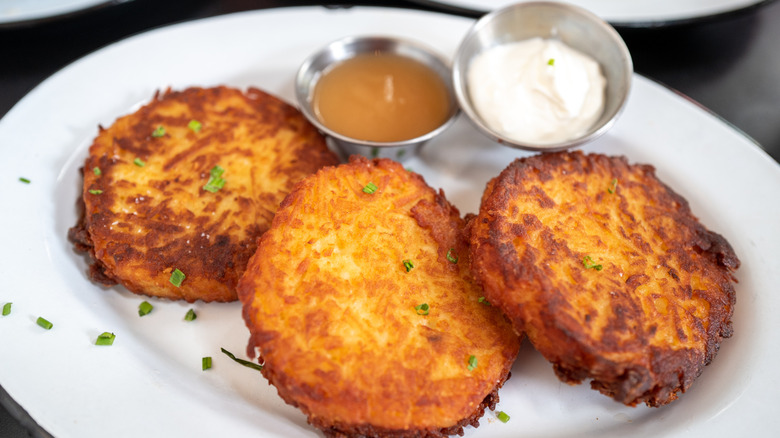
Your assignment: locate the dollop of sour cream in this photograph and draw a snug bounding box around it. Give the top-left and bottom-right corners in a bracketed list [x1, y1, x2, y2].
[467, 37, 606, 145]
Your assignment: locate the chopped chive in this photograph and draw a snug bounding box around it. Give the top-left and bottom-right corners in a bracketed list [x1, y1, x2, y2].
[36, 317, 53, 330]
[19, 177, 30, 184]
[88, 189, 103, 195]
[362, 182, 378, 194]
[138, 301, 153, 317]
[95, 332, 116, 346]
[188, 119, 202, 132]
[583, 255, 603, 271]
[209, 165, 225, 178]
[203, 178, 225, 193]
[370, 147, 379, 158]
[608, 178, 618, 194]
[403, 259, 414, 272]
[547, 58, 555, 66]
[202, 356, 212, 370]
[446, 248, 459, 264]
[467, 355, 478, 371]
[151, 125, 166, 137]
[93, 167, 102, 176]
[497, 411, 510, 423]
[184, 308, 197, 321]
[169, 268, 185, 287]
[396, 149, 406, 158]
[414, 303, 430, 315]
[2, 303, 11, 316]
[133, 157, 146, 167]
[221, 347, 263, 372]
[203, 165, 226, 193]
[478, 296, 491, 306]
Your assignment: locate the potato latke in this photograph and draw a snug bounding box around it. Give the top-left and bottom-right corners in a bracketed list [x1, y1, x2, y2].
[469, 151, 739, 406]
[238, 156, 520, 436]
[69, 86, 339, 302]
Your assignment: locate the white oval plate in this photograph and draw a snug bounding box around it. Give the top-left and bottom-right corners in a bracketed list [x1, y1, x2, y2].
[0, 0, 132, 27]
[412, 0, 770, 26]
[0, 6, 779, 438]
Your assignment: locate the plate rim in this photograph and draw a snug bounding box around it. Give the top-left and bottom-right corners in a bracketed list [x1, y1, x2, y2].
[406, 0, 777, 28]
[0, 0, 134, 29]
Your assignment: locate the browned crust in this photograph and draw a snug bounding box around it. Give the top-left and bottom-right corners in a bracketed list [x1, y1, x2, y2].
[68, 86, 339, 302]
[238, 156, 520, 436]
[469, 151, 738, 407]
[314, 372, 510, 438]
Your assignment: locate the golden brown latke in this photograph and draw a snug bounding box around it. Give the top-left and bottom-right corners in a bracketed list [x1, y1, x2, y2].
[469, 151, 739, 407]
[238, 156, 520, 437]
[68, 86, 339, 302]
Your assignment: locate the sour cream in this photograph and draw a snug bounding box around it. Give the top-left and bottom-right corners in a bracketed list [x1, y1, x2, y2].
[467, 37, 606, 145]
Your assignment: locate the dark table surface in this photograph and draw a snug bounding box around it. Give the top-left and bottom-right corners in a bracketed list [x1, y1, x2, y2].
[2, 0, 779, 436]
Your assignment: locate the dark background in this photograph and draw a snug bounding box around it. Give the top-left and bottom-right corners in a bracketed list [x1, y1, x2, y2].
[2, 0, 779, 436]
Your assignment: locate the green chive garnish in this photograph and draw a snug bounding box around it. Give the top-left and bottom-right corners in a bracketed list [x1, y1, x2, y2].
[414, 303, 430, 315]
[478, 296, 491, 306]
[188, 119, 202, 132]
[169, 268, 185, 287]
[467, 355, 478, 371]
[93, 167, 102, 176]
[210, 165, 224, 178]
[547, 58, 555, 66]
[2, 303, 11, 316]
[221, 347, 263, 372]
[202, 356, 212, 370]
[203, 179, 225, 193]
[370, 147, 379, 158]
[446, 248, 458, 264]
[133, 157, 146, 167]
[583, 255, 603, 271]
[19, 177, 30, 184]
[151, 125, 166, 137]
[403, 259, 414, 272]
[497, 411, 510, 423]
[608, 178, 618, 194]
[184, 308, 197, 321]
[95, 332, 116, 346]
[36, 317, 53, 330]
[362, 182, 378, 194]
[396, 149, 406, 159]
[203, 165, 226, 193]
[138, 301, 153, 317]
[88, 189, 103, 195]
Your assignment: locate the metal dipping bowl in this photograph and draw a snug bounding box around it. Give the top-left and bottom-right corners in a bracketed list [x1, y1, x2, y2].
[452, 1, 633, 152]
[295, 36, 459, 162]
